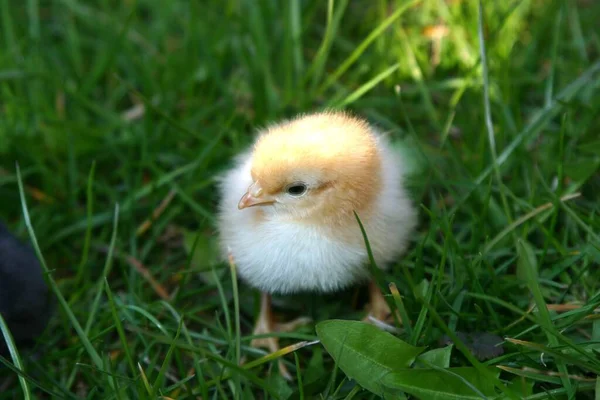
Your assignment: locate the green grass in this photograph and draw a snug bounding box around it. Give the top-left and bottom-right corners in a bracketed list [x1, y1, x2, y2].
[1, 0, 599, 398]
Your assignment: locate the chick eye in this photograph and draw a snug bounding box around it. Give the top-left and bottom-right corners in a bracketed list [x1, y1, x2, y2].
[285, 183, 307, 196]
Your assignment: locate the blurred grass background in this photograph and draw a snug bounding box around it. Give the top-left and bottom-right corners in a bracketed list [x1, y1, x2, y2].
[1, 0, 599, 398]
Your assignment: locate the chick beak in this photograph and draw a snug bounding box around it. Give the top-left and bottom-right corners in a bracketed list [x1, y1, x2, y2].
[238, 181, 275, 210]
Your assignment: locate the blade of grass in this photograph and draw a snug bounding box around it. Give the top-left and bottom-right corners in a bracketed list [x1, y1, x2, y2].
[76, 161, 96, 283]
[505, 338, 600, 374]
[15, 162, 104, 369]
[567, 3, 588, 62]
[317, 0, 420, 95]
[104, 276, 138, 381]
[26, 0, 39, 43]
[396, 26, 441, 130]
[294, 352, 305, 400]
[84, 204, 120, 335]
[80, 7, 136, 95]
[200, 340, 318, 390]
[478, 0, 514, 228]
[228, 252, 242, 400]
[57, 0, 158, 55]
[160, 301, 209, 399]
[66, 202, 120, 390]
[558, 201, 600, 244]
[0, 314, 32, 399]
[103, 353, 124, 400]
[137, 363, 153, 395]
[1, 0, 19, 59]
[305, 0, 349, 90]
[284, 0, 303, 104]
[123, 305, 170, 336]
[353, 211, 402, 329]
[151, 319, 183, 397]
[483, 192, 581, 254]
[517, 239, 573, 393]
[544, 4, 563, 108]
[0, 356, 71, 398]
[524, 384, 596, 399]
[332, 63, 400, 108]
[389, 282, 412, 337]
[410, 277, 434, 347]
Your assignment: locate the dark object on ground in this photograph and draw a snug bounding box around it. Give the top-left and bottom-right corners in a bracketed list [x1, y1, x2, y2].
[0, 222, 52, 357]
[439, 331, 505, 361]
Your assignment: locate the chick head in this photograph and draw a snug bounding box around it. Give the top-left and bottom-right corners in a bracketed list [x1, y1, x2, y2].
[238, 111, 382, 223]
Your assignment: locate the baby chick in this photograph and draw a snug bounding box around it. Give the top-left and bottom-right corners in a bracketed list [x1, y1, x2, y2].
[217, 111, 417, 377]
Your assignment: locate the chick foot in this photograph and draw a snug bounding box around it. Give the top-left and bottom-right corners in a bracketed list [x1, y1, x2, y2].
[250, 292, 312, 380]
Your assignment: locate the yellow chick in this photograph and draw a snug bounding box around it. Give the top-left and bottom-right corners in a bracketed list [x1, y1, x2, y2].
[217, 111, 417, 377]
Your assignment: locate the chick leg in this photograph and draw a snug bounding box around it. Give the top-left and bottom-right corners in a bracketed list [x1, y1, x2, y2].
[250, 292, 277, 351]
[363, 280, 395, 322]
[250, 292, 311, 380]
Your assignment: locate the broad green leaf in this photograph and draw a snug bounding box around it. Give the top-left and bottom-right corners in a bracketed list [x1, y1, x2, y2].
[266, 373, 293, 400]
[303, 346, 326, 384]
[415, 345, 453, 368]
[382, 367, 500, 399]
[507, 376, 534, 398]
[316, 320, 425, 397]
